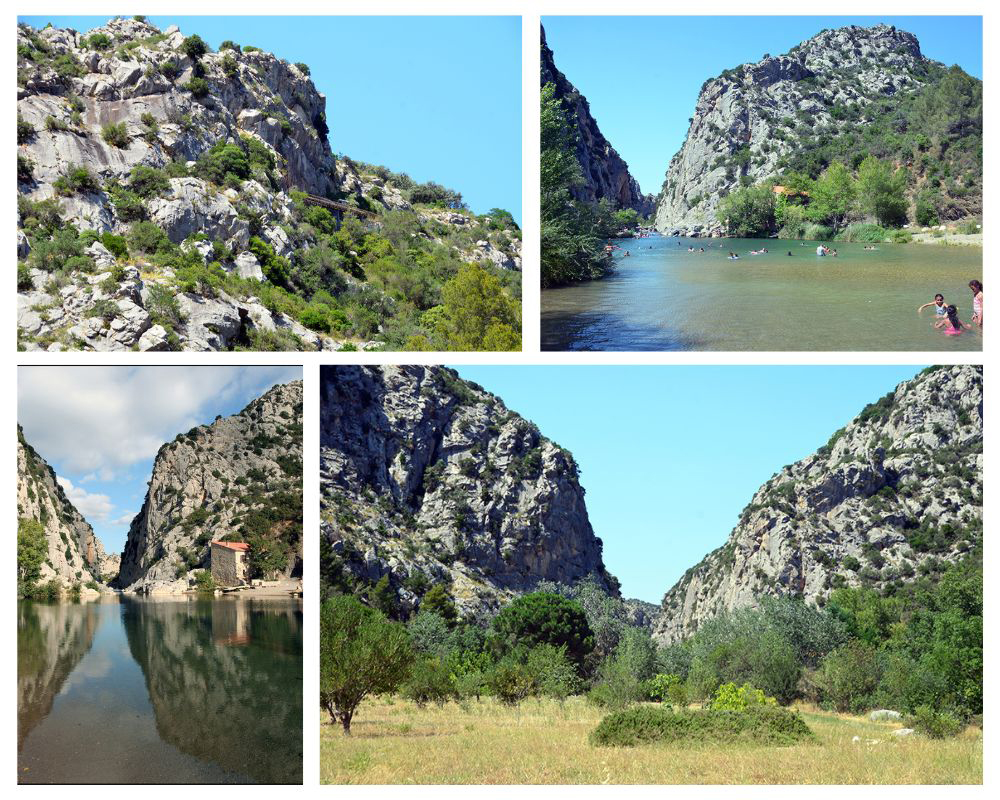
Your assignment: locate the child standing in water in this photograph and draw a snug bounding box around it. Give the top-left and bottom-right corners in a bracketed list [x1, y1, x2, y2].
[969, 280, 983, 326]
[934, 305, 972, 336]
[918, 293, 948, 318]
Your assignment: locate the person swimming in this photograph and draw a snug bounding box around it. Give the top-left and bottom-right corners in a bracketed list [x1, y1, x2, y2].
[934, 305, 971, 335]
[787, 251, 793, 256]
[918, 294, 948, 318]
[816, 245, 827, 256]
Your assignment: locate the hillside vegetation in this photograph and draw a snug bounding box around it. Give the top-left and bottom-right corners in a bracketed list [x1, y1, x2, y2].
[17, 18, 521, 351]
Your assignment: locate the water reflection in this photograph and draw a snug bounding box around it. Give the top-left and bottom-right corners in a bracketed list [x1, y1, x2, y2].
[17, 597, 302, 784]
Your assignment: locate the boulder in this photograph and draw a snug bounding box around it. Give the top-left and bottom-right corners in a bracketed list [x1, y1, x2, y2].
[870, 710, 902, 722]
[234, 251, 264, 281]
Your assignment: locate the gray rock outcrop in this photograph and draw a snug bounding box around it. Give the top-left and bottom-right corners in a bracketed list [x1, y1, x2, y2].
[654, 365, 983, 643]
[540, 25, 654, 217]
[17, 426, 113, 587]
[115, 380, 303, 593]
[321, 366, 616, 618]
[654, 25, 936, 235]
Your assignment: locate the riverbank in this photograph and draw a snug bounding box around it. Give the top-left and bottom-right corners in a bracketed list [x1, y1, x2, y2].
[909, 232, 983, 247]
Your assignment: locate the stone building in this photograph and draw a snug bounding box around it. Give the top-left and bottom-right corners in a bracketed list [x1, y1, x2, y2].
[210, 541, 249, 587]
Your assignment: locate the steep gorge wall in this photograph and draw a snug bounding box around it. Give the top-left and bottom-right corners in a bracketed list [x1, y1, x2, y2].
[654, 365, 983, 643]
[17, 426, 115, 586]
[321, 365, 617, 617]
[541, 25, 654, 217]
[654, 24, 934, 235]
[115, 380, 303, 593]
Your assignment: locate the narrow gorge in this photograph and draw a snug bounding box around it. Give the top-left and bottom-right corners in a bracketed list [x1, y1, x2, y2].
[17, 379, 303, 596]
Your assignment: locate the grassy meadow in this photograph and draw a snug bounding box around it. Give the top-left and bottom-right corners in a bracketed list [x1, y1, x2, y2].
[320, 697, 982, 784]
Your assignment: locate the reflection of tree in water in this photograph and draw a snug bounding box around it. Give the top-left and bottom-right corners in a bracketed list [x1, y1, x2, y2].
[122, 598, 302, 784]
[17, 602, 99, 750]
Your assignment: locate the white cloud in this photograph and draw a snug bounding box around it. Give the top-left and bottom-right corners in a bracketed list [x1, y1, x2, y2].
[18, 366, 300, 478]
[109, 511, 138, 526]
[56, 476, 114, 523]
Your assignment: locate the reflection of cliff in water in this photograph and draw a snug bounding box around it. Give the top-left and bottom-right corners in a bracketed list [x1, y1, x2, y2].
[122, 598, 302, 784]
[17, 601, 99, 750]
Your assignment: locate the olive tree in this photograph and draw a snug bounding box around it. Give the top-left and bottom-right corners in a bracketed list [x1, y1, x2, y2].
[319, 595, 413, 734]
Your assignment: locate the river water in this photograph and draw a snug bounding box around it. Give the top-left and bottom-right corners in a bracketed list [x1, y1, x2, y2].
[541, 236, 983, 351]
[17, 596, 302, 784]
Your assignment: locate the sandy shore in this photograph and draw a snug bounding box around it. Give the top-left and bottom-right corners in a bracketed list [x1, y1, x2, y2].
[909, 232, 982, 246]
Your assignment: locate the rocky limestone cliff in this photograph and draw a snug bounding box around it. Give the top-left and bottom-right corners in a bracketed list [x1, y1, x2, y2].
[321, 366, 616, 618]
[17, 426, 115, 588]
[541, 25, 654, 217]
[17, 18, 521, 352]
[655, 25, 939, 235]
[115, 381, 303, 593]
[654, 365, 983, 643]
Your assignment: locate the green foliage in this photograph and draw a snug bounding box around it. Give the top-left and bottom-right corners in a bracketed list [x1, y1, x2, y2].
[184, 76, 210, 99]
[320, 595, 414, 733]
[540, 83, 611, 287]
[856, 156, 908, 227]
[491, 592, 594, 669]
[403, 657, 457, 707]
[17, 518, 48, 598]
[486, 657, 536, 705]
[194, 570, 215, 592]
[128, 164, 171, 198]
[101, 121, 130, 148]
[82, 32, 112, 50]
[718, 185, 776, 236]
[294, 61, 311, 76]
[909, 706, 962, 738]
[53, 164, 99, 195]
[420, 584, 458, 625]
[710, 682, 778, 711]
[435, 263, 520, 351]
[17, 114, 35, 144]
[179, 34, 209, 60]
[525, 644, 582, 700]
[646, 673, 687, 706]
[589, 705, 813, 748]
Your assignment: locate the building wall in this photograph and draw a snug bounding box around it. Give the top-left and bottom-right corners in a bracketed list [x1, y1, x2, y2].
[211, 545, 244, 587]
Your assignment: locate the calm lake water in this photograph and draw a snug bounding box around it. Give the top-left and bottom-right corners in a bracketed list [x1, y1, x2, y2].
[17, 596, 302, 784]
[541, 236, 983, 351]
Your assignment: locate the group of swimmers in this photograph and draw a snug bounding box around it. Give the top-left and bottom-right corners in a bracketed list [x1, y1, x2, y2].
[917, 280, 983, 336]
[816, 245, 839, 257]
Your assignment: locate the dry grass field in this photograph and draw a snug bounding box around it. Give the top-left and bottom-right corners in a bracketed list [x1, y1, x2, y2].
[320, 697, 982, 784]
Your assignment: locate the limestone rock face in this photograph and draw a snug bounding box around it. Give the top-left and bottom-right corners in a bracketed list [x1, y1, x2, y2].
[17, 18, 521, 352]
[653, 365, 983, 644]
[540, 25, 654, 217]
[115, 381, 303, 594]
[320, 366, 616, 618]
[654, 24, 936, 235]
[16, 426, 111, 587]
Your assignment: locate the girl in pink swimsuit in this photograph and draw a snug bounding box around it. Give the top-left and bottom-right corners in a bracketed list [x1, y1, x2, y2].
[969, 280, 983, 326]
[934, 305, 971, 336]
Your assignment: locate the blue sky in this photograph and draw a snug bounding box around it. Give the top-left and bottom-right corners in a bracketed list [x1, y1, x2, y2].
[543, 16, 983, 195]
[453, 365, 924, 603]
[18, 366, 301, 554]
[19, 15, 522, 223]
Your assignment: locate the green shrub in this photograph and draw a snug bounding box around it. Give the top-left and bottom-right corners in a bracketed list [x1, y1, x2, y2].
[487, 658, 535, 705]
[101, 121, 130, 148]
[128, 164, 171, 198]
[53, 164, 99, 195]
[126, 221, 172, 256]
[18, 154, 34, 182]
[490, 591, 594, 669]
[804, 223, 834, 241]
[184, 77, 210, 99]
[220, 53, 238, 77]
[839, 223, 887, 243]
[646, 673, 687, 705]
[17, 115, 35, 144]
[403, 657, 457, 707]
[909, 706, 962, 738]
[83, 32, 112, 50]
[524, 644, 581, 700]
[590, 705, 814, 747]
[179, 34, 209, 60]
[219, 40, 241, 52]
[710, 682, 778, 711]
[294, 61, 310, 76]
